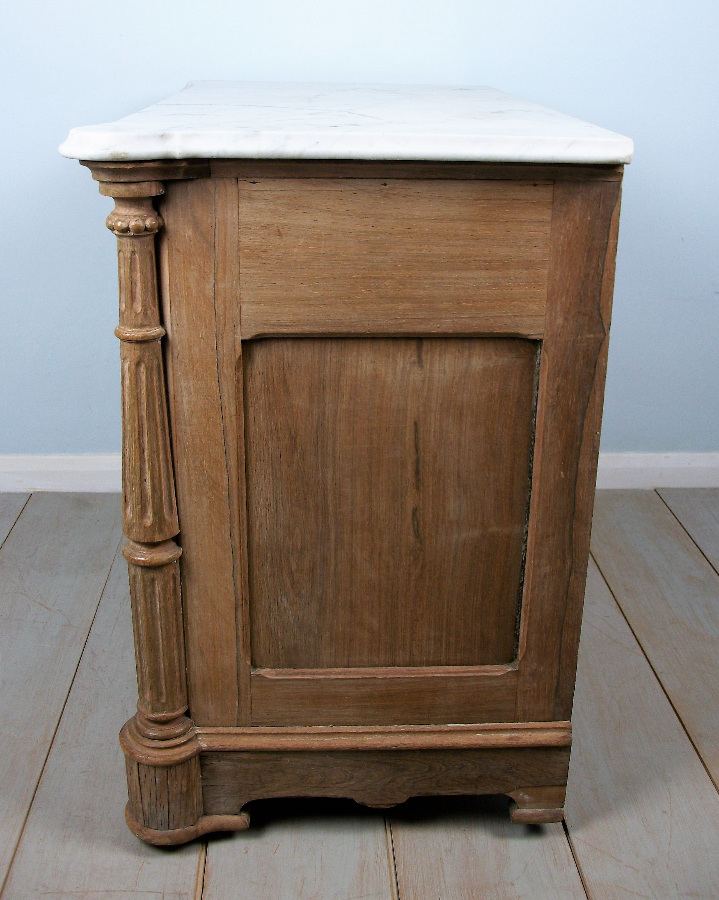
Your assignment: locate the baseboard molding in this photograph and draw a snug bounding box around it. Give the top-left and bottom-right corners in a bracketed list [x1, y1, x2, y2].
[1, 453, 718, 492]
[0, 454, 122, 492]
[595, 453, 719, 489]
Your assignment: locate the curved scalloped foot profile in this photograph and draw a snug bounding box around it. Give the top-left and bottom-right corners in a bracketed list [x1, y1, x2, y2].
[125, 804, 250, 846]
[508, 786, 566, 824]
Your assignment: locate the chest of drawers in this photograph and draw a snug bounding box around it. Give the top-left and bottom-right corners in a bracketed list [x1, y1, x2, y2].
[61, 83, 632, 844]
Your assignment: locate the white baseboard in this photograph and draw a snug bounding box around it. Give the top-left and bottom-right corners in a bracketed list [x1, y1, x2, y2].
[1, 452, 718, 493]
[595, 453, 719, 489]
[0, 454, 122, 492]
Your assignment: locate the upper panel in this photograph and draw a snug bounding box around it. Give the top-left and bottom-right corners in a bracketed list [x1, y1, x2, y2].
[60, 82, 633, 164]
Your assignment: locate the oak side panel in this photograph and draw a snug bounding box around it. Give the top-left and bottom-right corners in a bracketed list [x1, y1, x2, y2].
[245, 336, 537, 669]
[565, 558, 719, 897]
[516, 179, 621, 722]
[203, 803, 395, 900]
[3, 549, 201, 898]
[658, 487, 719, 573]
[239, 179, 552, 337]
[391, 796, 585, 900]
[251, 667, 518, 726]
[591, 489, 719, 785]
[0, 493, 121, 887]
[159, 178, 240, 725]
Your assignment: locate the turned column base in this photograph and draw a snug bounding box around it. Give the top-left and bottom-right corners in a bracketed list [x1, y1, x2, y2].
[121, 711, 215, 844]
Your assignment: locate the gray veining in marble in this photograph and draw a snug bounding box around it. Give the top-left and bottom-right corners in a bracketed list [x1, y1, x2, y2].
[60, 82, 633, 164]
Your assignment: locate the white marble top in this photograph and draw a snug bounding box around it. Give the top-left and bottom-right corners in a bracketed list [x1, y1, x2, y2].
[60, 82, 633, 164]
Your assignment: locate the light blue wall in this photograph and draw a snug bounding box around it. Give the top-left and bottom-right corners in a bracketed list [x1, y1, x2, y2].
[1, 0, 718, 453]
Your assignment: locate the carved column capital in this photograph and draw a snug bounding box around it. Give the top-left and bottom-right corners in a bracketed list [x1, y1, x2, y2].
[106, 205, 163, 236]
[100, 181, 165, 237]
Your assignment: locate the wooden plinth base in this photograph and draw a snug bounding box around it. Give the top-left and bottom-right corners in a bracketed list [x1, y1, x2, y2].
[122, 726, 570, 844]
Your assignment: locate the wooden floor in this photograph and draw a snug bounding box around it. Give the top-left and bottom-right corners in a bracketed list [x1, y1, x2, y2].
[1, 490, 718, 898]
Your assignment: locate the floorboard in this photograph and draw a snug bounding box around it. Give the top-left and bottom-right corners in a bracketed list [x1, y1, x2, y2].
[2, 550, 202, 900]
[0, 493, 122, 891]
[591, 489, 719, 785]
[1, 490, 717, 896]
[565, 560, 719, 898]
[659, 487, 719, 574]
[0, 494, 28, 548]
[390, 795, 586, 899]
[202, 799, 396, 900]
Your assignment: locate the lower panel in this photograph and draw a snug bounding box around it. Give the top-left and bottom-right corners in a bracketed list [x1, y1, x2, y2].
[200, 746, 571, 813]
[244, 336, 537, 670]
[250, 666, 518, 725]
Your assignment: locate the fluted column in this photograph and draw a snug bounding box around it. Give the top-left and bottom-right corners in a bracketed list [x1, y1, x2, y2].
[101, 181, 204, 839]
[96, 178, 249, 845]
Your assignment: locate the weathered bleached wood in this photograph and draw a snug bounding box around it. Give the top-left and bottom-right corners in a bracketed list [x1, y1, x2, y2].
[201, 747, 570, 814]
[244, 337, 536, 672]
[159, 178, 241, 727]
[2, 551, 202, 898]
[591, 489, 719, 784]
[197, 721, 572, 752]
[250, 665, 518, 726]
[79, 156, 624, 839]
[0, 493, 121, 887]
[212, 177, 252, 724]
[391, 795, 585, 899]
[239, 179, 551, 338]
[202, 800, 396, 900]
[0, 493, 28, 548]
[658, 487, 719, 573]
[102, 180, 228, 842]
[565, 558, 719, 898]
[516, 179, 621, 722]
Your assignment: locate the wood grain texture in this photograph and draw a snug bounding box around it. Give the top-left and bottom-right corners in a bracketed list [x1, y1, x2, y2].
[239, 179, 551, 338]
[508, 784, 566, 823]
[565, 558, 719, 898]
[2, 550, 202, 899]
[160, 178, 241, 726]
[125, 755, 203, 832]
[245, 336, 537, 670]
[250, 666, 518, 726]
[0, 494, 28, 548]
[212, 177, 253, 724]
[198, 721, 572, 752]
[84, 158, 210, 183]
[90, 162, 623, 840]
[0, 493, 121, 888]
[659, 487, 719, 573]
[202, 800, 396, 900]
[591, 489, 719, 785]
[113, 217, 179, 545]
[516, 179, 621, 722]
[108, 185, 203, 825]
[391, 795, 585, 900]
[119, 339, 179, 544]
[201, 746, 570, 813]
[124, 541, 187, 720]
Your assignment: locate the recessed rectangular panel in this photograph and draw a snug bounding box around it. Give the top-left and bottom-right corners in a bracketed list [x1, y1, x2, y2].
[239, 179, 551, 337]
[243, 337, 537, 669]
[249, 667, 519, 726]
